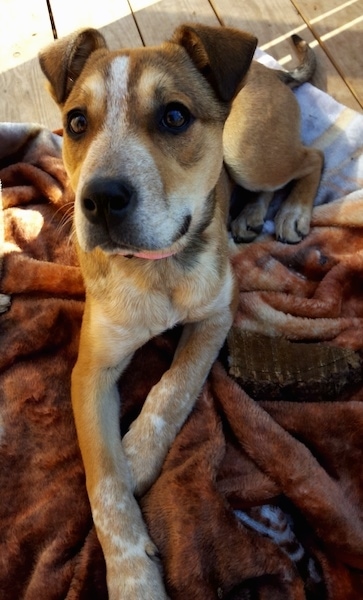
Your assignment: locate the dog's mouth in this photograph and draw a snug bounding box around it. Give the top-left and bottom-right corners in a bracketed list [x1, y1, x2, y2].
[109, 214, 192, 260]
[115, 247, 178, 260]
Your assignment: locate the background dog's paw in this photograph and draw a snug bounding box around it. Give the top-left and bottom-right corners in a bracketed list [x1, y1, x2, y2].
[231, 207, 264, 243]
[231, 190, 273, 243]
[275, 206, 311, 244]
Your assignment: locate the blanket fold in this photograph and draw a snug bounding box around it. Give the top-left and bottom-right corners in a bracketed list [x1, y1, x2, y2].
[1, 73, 363, 600]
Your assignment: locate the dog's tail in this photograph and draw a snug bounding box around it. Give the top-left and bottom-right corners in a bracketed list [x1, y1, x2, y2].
[278, 34, 317, 88]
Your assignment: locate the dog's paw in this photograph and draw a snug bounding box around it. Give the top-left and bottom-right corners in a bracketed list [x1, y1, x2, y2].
[275, 205, 311, 244]
[123, 422, 163, 496]
[102, 508, 169, 599]
[231, 205, 265, 243]
[107, 541, 169, 600]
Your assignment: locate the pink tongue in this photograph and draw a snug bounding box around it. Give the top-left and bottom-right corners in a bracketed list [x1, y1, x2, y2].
[130, 249, 176, 260]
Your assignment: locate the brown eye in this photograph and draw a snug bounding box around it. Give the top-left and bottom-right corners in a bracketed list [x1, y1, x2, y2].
[160, 102, 192, 133]
[67, 111, 88, 136]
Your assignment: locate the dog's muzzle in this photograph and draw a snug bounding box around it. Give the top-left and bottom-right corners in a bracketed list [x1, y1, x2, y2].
[78, 176, 192, 256]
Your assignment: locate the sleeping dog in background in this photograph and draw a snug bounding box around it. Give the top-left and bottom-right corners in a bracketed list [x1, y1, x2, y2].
[225, 34, 323, 243]
[39, 23, 322, 598]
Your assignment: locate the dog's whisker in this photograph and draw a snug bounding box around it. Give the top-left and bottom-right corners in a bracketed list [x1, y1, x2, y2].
[53, 204, 75, 243]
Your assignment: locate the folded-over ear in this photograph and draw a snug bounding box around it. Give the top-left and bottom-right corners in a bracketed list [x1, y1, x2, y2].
[39, 29, 107, 105]
[172, 23, 257, 103]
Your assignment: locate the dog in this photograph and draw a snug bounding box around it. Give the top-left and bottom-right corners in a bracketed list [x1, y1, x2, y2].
[225, 34, 324, 243]
[39, 23, 322, 598]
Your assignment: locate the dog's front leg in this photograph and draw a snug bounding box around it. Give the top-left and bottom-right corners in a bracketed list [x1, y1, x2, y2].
[123, 297, 235, 496]
[71, 303, 168, 600]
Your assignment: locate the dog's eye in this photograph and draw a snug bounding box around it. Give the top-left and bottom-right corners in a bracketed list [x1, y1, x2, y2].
[67, 111, 88, 136]
[160, 103, 192, 133]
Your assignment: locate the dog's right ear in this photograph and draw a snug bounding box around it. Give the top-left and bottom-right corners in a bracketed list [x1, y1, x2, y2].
[39, 29, 107, 105]
[172, 24, 257, 103]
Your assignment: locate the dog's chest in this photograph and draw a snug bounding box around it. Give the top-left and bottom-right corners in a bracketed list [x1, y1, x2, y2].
[89, 268, 185, 334]
[129, 286, 184, 334]
[90, 263, 224, 334]
[82, 243, 232, 338]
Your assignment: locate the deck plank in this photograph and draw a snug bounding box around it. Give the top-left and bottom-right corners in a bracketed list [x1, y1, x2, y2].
[0, 0, 60, 128]
[292, 0, 363, 109]
[210, 0, 362, 111]
[129, 0, 219, 45]
[49, 0, 142, 49]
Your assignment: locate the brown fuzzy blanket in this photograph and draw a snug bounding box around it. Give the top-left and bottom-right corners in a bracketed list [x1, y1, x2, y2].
[1, 114, 363, 600]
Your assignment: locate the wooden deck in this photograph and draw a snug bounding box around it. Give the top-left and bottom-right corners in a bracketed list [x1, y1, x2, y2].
[1, 0, 362, 130]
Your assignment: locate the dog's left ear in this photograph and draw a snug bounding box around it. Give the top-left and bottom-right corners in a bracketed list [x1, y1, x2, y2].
[39, 29, 107, 105]
[172, 23, 257, 103]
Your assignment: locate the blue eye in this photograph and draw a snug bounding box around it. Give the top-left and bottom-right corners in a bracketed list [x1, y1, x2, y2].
[160, 102, 192, 133]
[67, 110, 88, 136]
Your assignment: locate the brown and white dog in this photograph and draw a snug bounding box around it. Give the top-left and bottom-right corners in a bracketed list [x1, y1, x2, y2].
[39, 23, 322, 598]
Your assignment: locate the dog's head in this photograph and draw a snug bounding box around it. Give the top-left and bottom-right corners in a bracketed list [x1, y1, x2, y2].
[39, 24, 256, 257]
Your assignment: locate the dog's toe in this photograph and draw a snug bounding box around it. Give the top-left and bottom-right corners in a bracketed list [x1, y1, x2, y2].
[233, 231, 258, 243]
[277, 232, 302, 244]
[145, 540, 162, 562]
[231, 213, 264, 243]
[277, 224, 305, 244]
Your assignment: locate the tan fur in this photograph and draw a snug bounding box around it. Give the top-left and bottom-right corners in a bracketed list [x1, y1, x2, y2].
[38, 23, 322, 598]
[224, 42, 324, 243]
[39, 23, 256, 599]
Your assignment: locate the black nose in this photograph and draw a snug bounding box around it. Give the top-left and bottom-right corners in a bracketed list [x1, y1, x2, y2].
[81, 178, 134, 224]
